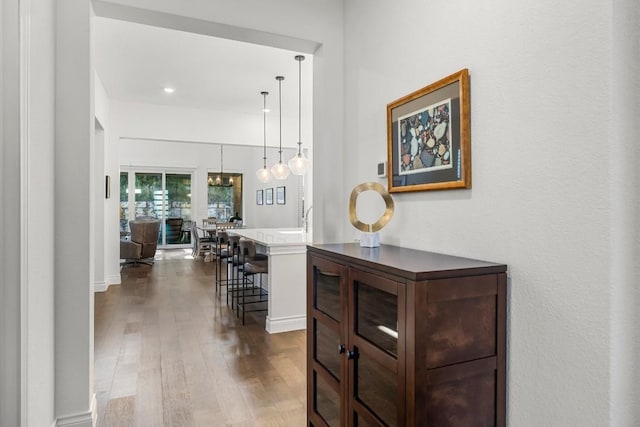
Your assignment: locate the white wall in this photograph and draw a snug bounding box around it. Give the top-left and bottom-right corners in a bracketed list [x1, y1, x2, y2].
[118, 137, 301, 229]
[27, 2, 57, 425]
[55, 1, 95, 425]
[344, 0, 639, 425]
[1, 0, 57, 425]
[610, 0, 640, 424]
[94, 120, 105, 291]
[111, 97, 306, 231]
[95, 72, 121, 290]
[0, 1, 19, 422]
[110, 100, 312, 149]
[96, 0, 344, 243]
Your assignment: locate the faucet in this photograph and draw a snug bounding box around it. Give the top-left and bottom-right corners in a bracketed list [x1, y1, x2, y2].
[303, 205, 313, 233]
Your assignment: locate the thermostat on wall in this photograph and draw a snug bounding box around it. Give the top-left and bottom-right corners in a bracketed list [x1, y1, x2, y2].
[377, 161, 387, 178]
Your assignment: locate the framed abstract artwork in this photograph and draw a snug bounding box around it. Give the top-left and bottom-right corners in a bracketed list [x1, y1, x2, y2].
[387, 69, 471, 192]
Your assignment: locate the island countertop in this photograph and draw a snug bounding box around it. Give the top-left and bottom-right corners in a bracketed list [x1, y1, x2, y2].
[229, 227, 312, 247]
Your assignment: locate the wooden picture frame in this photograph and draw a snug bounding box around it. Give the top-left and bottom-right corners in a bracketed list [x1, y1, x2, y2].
[387, 68, 470, 193]
[276, 186, 286, 205]
[265, 188, 274, 205]
[256, 189, 264, 205]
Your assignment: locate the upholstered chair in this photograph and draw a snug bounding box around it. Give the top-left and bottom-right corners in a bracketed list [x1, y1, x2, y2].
[120, 219, 160, 265]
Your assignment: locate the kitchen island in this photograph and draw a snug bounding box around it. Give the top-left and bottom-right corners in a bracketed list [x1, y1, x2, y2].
[229, 227, 311, 333]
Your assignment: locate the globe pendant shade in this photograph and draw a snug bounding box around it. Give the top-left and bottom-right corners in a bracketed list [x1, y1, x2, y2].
[271, 161, 290, 180]
[256, 166, 272, 183]
[288, 152, 309, 175]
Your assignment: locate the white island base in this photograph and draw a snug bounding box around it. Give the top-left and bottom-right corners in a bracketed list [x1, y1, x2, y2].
[230, 228, 310, 333]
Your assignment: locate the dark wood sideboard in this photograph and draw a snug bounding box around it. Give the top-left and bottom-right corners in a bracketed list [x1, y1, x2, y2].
[306, 243, 507, 427]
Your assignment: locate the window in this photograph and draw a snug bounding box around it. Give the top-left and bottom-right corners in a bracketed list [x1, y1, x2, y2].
[207, 172, 242, 222]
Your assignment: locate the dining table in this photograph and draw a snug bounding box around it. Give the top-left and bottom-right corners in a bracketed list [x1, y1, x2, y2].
[202, 221, 237, 236]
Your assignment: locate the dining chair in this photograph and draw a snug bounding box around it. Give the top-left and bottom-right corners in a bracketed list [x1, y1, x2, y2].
[165, 217, 183, 244]
[191, 222, 214, 260]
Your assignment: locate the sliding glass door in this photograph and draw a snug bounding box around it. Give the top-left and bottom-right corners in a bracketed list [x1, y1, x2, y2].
[166, 173, 192, 244]
[120, 169, 193, 247]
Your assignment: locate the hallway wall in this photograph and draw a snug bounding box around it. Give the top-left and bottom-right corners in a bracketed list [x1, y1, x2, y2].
[1, 0, 56, 425]
[342, 0, 639, 425]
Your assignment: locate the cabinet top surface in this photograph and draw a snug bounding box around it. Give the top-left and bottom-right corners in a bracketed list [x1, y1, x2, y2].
[308, 243, 506, 280]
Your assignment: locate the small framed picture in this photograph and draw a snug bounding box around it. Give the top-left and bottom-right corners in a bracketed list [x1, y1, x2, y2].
[265, 188, 274, 205]
[105, 175, 111, 199]
[256, 189, 264, 205]
[276, 186, 286, 205]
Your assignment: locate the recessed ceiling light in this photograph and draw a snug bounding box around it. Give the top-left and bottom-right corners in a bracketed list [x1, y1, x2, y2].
[263, 108, 271, 113]
[163, 87, 175, 94]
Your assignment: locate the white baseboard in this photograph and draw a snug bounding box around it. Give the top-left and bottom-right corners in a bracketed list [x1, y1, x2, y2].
[91, 393, 97, 426]
[93, 281, 107, 292]
[56, 394, 96, 427]
[94, 274, 122, 293]
[106, 274, 121, 285]
[266, 315, 306, 334]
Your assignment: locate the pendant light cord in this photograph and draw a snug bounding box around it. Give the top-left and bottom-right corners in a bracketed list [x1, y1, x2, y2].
[295, 55, 305, 156]
[298, 57, 302, 154]
[262, 91, 268, 168]
[277, 76, 284, 163]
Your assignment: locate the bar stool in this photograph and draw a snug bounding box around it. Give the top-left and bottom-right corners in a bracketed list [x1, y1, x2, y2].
[224, 235, 242, 307]
[214, 231, 230, 295]
[237, 240, 268, 325]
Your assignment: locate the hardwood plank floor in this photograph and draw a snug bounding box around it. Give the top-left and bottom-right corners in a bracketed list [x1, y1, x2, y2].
[95, 249, 307, 426]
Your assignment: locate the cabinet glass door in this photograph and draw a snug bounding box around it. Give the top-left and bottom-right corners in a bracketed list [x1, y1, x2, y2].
[314, 267, 342, 322]
[349, 268, 403, 427]
[313, 371, 341, 427]
[315, 320, 342, 379]
[308, 256, 348, 427]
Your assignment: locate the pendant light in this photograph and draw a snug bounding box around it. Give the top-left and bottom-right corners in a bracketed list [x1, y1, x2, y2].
[213, 145, 233, 187]
[256, 91, 272, 183]
[288, 55, 309, 175]
[271, 75, 290, 180]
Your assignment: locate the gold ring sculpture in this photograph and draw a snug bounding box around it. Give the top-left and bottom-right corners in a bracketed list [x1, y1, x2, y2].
[349, 182, 395, 233]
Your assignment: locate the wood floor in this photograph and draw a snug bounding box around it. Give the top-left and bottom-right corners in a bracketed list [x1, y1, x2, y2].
[94, 249, 307, 426]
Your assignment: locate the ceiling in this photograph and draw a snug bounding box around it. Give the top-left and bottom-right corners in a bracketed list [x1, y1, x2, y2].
[94, 17, 313, 121]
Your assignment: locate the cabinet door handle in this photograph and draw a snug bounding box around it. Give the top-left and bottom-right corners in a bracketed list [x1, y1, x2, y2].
[337, 344, 346, 354]
[347, 350, 358, 360]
